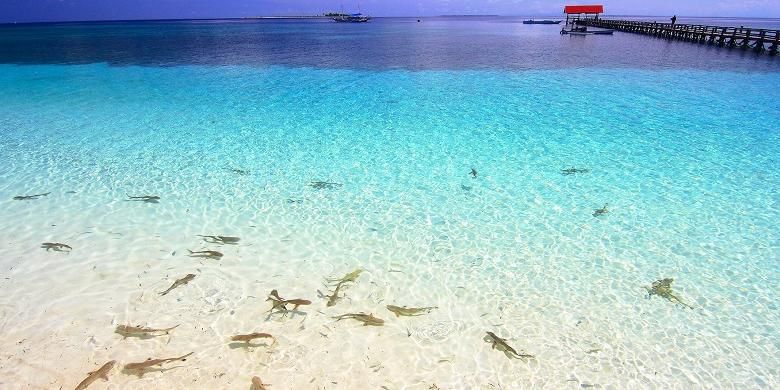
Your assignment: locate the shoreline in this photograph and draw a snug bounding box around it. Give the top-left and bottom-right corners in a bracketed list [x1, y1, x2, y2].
[0, 20, 778, 389]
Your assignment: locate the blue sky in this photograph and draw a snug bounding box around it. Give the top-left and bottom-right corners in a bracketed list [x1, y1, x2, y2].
[1, 0, 778, 23]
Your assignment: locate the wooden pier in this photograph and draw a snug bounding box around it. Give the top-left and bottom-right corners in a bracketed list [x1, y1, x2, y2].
[580, 18, 779, 56]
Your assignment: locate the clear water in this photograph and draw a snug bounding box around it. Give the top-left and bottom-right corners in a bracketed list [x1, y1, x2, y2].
[0, 18, 779, 389]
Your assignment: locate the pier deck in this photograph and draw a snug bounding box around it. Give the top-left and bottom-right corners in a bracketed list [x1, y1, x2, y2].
[580, 18, 779, 56]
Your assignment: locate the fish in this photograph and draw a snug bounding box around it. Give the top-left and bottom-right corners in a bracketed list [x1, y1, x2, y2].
[41, 242, 72, 252]
[325, 281, 346, 307]
[561, 167, 590, 175]
[197, 235, 240, 244]
[159, 274, 196, 296]
[645, 278, 693, 309]
[592, 204, 608, 217]
[127, 195, 160, 203]
[266, 289, 312, 314]
[333, 313, 385, 326]
[325, 268, 363, 285]
[74, 360, 115, 390]
[266, 289, 287, 312]
[485, 331, 534, 359]
[230, 333, 275, 344]
[284, 298, 312, 311]
[308, 181, 342, 190]
[115, 324, 179, 338]
[227, 168, 250, 175]
[123, 352, 193, 374]
[251, 376, 270, 390]
[386, 305, 437, 317]
[13, 192, 50, 200]
[470, 168, 478, 178]
[187, 249, 223, 259]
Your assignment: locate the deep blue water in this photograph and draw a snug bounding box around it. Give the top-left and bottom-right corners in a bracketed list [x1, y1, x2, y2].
[1, 17, 778, 71]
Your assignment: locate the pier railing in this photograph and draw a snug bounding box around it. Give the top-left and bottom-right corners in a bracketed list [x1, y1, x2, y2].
[579, 18, 779, 56]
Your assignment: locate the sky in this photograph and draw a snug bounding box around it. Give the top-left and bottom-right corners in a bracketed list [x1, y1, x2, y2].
[0, 0, 778, 23]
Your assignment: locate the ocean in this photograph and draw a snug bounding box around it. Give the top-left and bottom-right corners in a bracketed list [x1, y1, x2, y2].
[0, 17, 779, 389]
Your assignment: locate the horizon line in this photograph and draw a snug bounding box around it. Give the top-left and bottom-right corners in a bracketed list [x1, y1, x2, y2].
[2, 14, 779, 27]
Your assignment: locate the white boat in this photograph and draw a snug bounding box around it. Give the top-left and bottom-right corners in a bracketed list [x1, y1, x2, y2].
[332, 13, 371, 23]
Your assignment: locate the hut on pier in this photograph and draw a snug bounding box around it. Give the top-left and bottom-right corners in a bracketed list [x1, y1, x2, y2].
[564, 4, 604, 27]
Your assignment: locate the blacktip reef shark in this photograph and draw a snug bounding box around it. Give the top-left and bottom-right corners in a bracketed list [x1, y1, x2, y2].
[266, 289, 312, 315]
[74, 360, 115, 390]
[386, 305, 437, 317]
[41, 242, 72, 252]
[187, 249, 223, 260]
[251, 376, 271, 390]
[561, 167, 589, 175]
[122, 352, 193, 376]
[593, 204, 609, 217]
[159, 274, 195, 296]
[126, 194, 160, 203]
[13, 192, 50, 200]
[333, 313, 385, 326]
[645, 278, 693, 309]
[197, 235, 240, 245]
[308, 181, 342, 189]
[115, 324, 179, 338]
[485, 331, 535, 359]
[230, 332, 276, 345]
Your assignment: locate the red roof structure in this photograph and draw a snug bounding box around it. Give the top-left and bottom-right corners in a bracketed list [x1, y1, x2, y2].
[563, 5, 604, 14]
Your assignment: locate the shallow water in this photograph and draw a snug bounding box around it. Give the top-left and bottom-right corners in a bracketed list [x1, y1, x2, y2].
[0, 18, 779, 390]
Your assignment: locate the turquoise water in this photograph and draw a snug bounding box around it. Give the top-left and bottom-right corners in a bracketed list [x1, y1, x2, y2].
[1, 19, 780, 389]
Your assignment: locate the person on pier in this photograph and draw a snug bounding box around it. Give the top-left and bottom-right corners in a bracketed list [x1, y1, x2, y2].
[671, 15, 677, 26]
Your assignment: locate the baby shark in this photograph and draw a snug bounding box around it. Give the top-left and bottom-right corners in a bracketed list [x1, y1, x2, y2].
[645, 278, 693, 309]
[333, 313, 385, 326]
[115, 324, 179, 338]
[74, 360, 115, 390]
[266, 289, 312, 314]
[251, 376, 271, 390]
[123, 352, 193, 376]
[561, 167, 589, 175]
[13, 192, 50, 200]
[386, 305, 437, 317]
[308, 181, 343, 189]
[187, 249, 223, 260]
[197, 235, 241, 245]
[326, 268, 363, 285]
[485, 331, 535, 360]
[159, 274, 196, 296]
[126, 195, 160, 203]
[325, 281, 347, 307]
[230, 332, 276, 345]
[321, 269, 363, 306]
[41, 242, 72, 252]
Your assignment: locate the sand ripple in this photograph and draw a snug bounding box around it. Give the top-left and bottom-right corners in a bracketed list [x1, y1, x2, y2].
[265, 340, 308, 369]
[412, 320, 467, 343]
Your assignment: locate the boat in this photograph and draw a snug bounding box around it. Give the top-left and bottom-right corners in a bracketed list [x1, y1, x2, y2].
[332, 13, 371, 23]
[522, 20, 562, 24]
